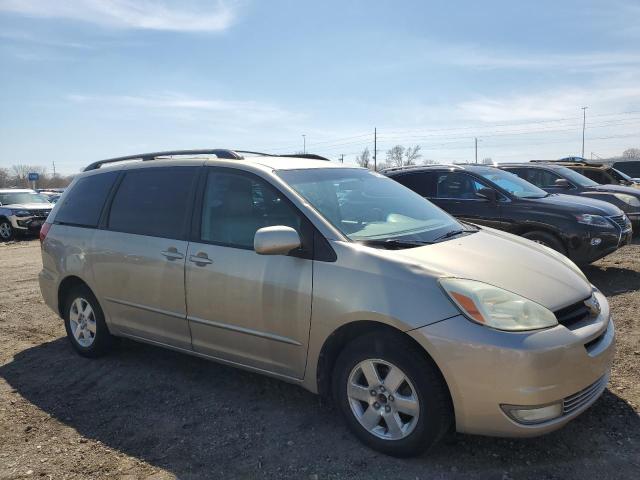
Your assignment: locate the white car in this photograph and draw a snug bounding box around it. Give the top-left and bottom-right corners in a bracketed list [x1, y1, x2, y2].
[0, 189, 54, 241]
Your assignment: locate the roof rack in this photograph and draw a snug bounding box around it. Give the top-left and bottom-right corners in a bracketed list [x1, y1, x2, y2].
[85, 149, 332, 171]
[530, 158, 590, 165]
[380, 164, 462, 173]
[84, 149, 243, 172]
[236, 151, 330, 161]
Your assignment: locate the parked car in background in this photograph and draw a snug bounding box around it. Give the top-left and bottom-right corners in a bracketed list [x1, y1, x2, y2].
[538, 160, 640, 188]
[0, 189, 53, 241]
[612, 160, 640, 183]
[38, 191, 62, 203]
[500, 163, 640, 231]
[39, 149, 614, 457]
[384, 164, 631, 264]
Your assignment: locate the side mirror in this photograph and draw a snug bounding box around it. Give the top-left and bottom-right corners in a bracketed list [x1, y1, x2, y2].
[554, 178, 571, 188]
[476, 187, 497, 202]
[254, 226, 301, 255]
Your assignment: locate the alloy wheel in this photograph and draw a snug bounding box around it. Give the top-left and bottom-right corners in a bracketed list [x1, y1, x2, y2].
[69, 297, 97, 347]
[347, 358, 420, 440]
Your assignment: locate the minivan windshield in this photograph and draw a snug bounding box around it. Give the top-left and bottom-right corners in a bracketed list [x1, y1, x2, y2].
[277, 168, 464, 243]
[555, 166, 599, 187]
[476, 169, 548, 199]
[0, 192, 50, 205]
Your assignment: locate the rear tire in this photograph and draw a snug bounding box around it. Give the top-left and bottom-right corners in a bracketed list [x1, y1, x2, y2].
[522, 230, 566, 255]
[332, 331, 452, 457]
[0, 219, 14, 241]
[62, 284, 114, 358]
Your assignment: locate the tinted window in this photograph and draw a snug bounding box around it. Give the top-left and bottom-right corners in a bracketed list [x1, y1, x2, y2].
[201, 170, 303, 249]
[581, 169, 608, 184]
[613, 161, 640, 177]
[510, 168, 562, 188]
[108, 167, 198, 239]
[435, 172, 485, 199]
[476, 169, 547, 198]
[55, 172, 118, 227]
[393, 172, 436, 197]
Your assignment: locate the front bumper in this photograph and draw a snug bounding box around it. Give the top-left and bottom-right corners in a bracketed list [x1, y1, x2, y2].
[409, 290, 614, 437]
[10, 215, 46, 233]
[565, 225, 632, 264]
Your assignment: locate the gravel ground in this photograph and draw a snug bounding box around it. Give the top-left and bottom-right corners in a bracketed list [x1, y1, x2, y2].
[0, 239, 638, 480]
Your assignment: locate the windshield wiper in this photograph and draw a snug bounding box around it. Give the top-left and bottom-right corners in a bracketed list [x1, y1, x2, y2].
[433, 228, 473, 242]
[358, 238, 431, 249]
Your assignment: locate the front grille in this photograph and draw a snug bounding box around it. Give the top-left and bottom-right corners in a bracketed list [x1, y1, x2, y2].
[563, 375, 607, 415]
[608, 215, 629, 230]
[554, 299, 590, 327]
[28, 209, 51, 218]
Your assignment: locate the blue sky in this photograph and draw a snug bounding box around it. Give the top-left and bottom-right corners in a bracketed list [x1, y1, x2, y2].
[1, 0, 639, 174]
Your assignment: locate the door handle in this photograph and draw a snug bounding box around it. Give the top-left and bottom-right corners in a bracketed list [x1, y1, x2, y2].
[161, 247, 184, 261]
[189, 252, 213, 266]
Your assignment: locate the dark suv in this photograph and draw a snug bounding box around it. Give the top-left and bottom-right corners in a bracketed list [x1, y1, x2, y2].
[538, 159, 639, 188]
[500, 163, 640, 230]
[384, 164, 631, 264]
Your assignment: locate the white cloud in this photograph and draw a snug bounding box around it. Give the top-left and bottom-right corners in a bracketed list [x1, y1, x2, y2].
[66, 92, 297, 124]
[0, 0, 237, 32]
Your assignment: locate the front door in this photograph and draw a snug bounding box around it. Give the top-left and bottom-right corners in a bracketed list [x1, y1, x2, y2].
[429, 171, 505, 229]
[185, 168, 313, 379]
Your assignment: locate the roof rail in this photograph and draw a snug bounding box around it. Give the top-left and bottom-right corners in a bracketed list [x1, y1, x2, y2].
[235, 151, 331, 161]
[380, 164, 462, 173]
[530, 158, 590, 165]
[83, 149, 243, 172]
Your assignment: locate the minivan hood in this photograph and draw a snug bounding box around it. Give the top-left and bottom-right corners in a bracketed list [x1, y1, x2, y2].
[393, 228, 592, 312]
[525, 193, 623, 215]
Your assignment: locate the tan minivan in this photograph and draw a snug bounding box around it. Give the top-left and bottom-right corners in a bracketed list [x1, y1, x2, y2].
[39, 150, 614, 457]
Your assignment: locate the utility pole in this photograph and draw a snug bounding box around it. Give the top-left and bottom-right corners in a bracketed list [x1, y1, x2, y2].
[581, 106, 588, 158]
[340, 154, 344, 163]
[374, 128, 377, 171]
[302, 134, 306, 154]
[475, 137, 478, 164]
[52, 161, 56, 177]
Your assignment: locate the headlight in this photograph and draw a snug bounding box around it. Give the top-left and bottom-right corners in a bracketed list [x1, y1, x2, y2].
[11, 209, 30, 217]
[439, 278, 558, 331]
[575, 214, 613, 228]
[613, 193, 640, 207]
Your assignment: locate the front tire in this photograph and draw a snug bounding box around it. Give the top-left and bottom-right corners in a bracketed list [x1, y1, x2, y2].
[522, 230, 566, 255]
[332, 332, 452, 457]
[0, 219, 14, 241]
[62, 284, 114, 357]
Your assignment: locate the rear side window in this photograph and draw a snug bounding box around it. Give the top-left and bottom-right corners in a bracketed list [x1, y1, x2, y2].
[108, 167, 198, 239]
[393, 172, 436, 197]
[54, 171, 118, 227]
[435, 172, 485, 199]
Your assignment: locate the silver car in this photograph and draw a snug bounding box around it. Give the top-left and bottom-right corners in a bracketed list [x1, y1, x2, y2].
[39, 150, 614, 457]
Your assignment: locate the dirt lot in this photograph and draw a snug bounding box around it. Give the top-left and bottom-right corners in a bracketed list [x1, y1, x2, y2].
[0, 239, 638, 480]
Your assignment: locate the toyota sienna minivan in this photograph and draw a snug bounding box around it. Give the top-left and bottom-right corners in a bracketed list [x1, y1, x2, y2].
[39, 149, 615, 457]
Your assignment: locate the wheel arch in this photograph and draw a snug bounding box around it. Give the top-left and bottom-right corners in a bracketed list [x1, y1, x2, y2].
[315, 321, 453, 413]
[57, 275, 92, 318]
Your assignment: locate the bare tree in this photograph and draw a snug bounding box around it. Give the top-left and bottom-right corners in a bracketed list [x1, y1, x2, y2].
[622, 148, 640, 160]
[482, 157, 494, 165]
[386, 145, 405, 167]
[355, 147, 371, 169]
[0, 168, 9, 188]
[422, 158, 436, 165]
[404, 145, 422, 165]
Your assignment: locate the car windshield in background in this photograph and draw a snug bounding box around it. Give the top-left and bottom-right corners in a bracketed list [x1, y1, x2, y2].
[277, 168, 463, 243]
[611, 168, 632, 182]
[0, 192, 50, 205]
[477, 169, 548, 198]
[555, 166, 599, 187]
